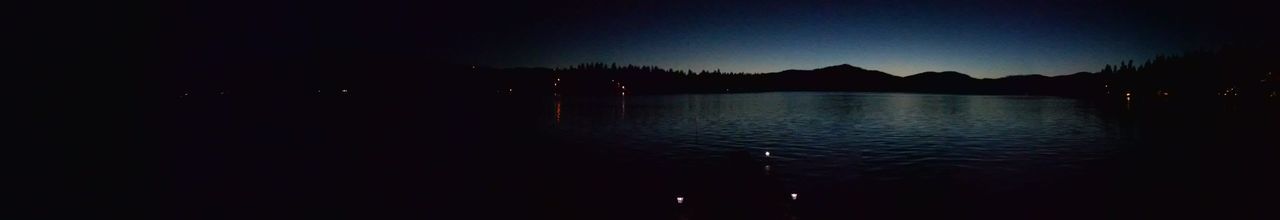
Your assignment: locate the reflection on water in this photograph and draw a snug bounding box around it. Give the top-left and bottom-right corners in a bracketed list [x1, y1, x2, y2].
[541, 92, 1127, 190]
[522, 91, 1277, 218]
[157, 89, 1276, 219]
[554, 97, 561, 124]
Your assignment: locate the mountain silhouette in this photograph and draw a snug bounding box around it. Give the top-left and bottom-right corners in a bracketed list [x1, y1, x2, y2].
[158, 42, 1278, 101]
[905, 71, 976, 81]
[772, 64, 899, 91]
[902, 71, 979, 93]
[459, 43, 1275, 100]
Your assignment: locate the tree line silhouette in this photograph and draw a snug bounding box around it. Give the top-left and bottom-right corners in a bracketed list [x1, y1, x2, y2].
[477, 43, 1276, 101]
[157, 42, 1276, 102]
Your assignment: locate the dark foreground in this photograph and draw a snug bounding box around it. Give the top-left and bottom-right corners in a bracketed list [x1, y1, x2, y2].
[128, 91, 1279, 219]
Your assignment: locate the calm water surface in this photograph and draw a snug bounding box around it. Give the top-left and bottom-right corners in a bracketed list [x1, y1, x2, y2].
[539, 92, 1132, 192]
[152, 91, 1277, 219]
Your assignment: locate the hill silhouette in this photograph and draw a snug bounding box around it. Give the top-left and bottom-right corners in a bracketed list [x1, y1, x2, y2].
[155, 42, 1277, 102]
[771, 64, 899, 91]
[903, 71, 978, 93]
[462, 42, 1276, 100]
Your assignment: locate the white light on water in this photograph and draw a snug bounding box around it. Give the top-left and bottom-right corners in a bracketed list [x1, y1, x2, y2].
[791, 193, 798, 200]
[676, 196, 684, 204]
[764, 151, 770, 157]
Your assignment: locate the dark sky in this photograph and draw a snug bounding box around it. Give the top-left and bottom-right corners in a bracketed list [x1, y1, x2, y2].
[160, 0, 1271, 78]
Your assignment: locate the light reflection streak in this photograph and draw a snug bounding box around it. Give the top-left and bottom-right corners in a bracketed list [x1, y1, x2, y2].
[554, 97, 562, 124]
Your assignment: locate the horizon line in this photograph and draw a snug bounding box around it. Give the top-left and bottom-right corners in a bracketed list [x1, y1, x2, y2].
[476, 63, 1092, 79]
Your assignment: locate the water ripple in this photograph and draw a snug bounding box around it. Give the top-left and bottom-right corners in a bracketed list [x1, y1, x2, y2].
[541, 92, 1121, 191]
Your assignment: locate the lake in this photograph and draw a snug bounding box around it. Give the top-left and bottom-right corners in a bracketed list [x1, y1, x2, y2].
[511, 92, 1276, 219]
[149, 91, 1278, 219]
[540, 92, 1124, 191]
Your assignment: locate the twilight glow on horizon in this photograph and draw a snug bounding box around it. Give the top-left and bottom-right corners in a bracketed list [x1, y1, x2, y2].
[441, 1, 1248, 78]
